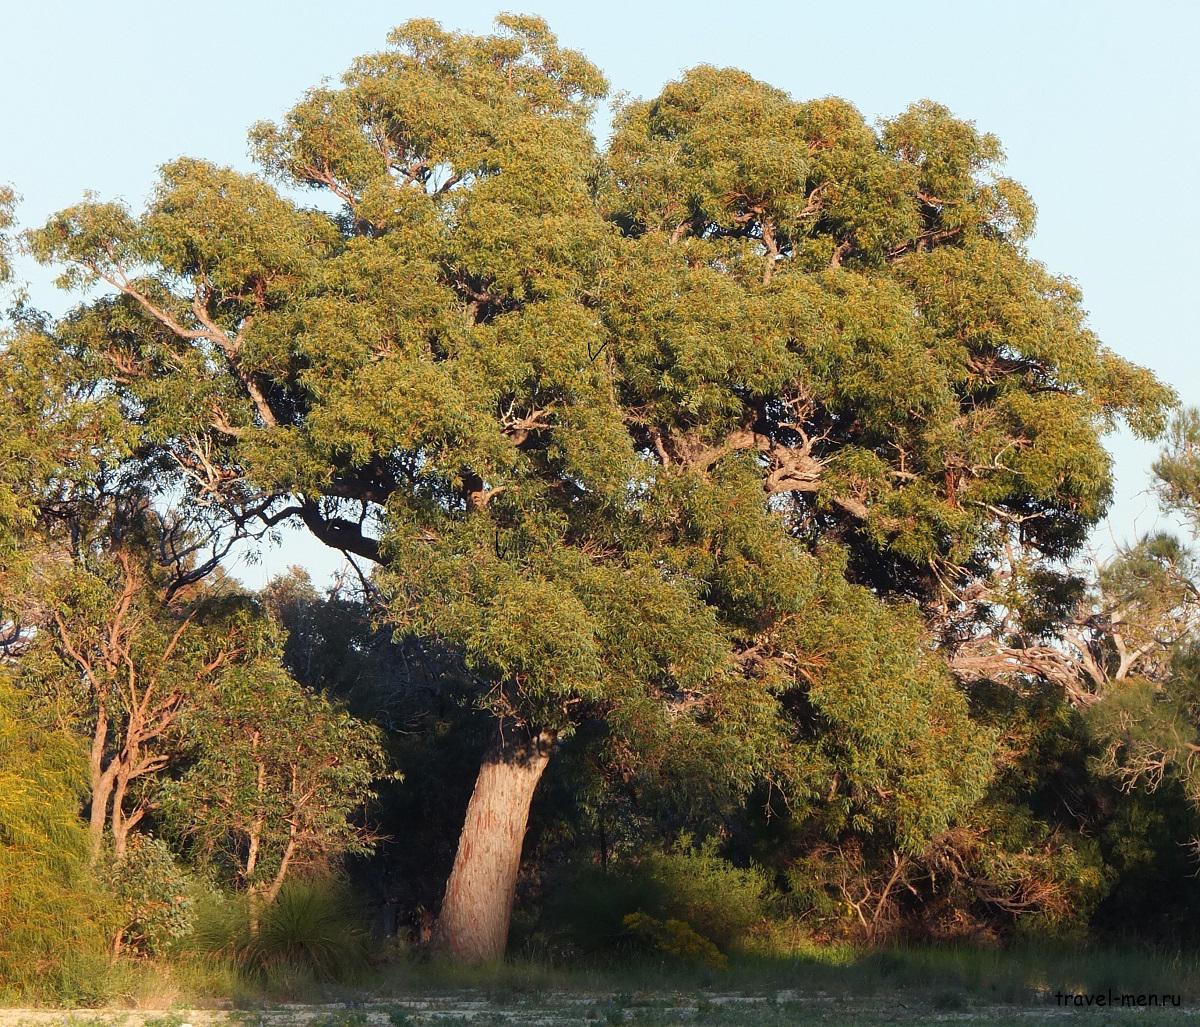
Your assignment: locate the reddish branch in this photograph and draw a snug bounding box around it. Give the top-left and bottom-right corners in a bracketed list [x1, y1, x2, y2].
[50, 550, 239, 861]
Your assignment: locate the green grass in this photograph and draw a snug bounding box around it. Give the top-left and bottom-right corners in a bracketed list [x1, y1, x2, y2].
[5, 941, 1198, 1024]
[355, 939, 1200, 1005]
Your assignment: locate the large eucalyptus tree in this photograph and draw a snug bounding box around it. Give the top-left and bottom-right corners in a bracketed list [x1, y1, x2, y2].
[25, 16, 1170, 960]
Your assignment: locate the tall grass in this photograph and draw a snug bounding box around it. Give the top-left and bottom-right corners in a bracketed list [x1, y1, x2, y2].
[8, 885, 1200, 1010]
[0, 681, 111, 1004]
[184, 879, 369, 987]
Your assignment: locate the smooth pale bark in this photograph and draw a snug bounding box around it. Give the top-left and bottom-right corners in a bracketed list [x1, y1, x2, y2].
[87, 707, 114, 862]
[111, 774, 131, 861]
[110, 771, 146, 862]
[432, 726, 555, 963]
[88, 767, 115, 863]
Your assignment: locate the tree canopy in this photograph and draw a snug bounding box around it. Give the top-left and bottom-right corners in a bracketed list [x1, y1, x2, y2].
[23, 9, 1172, 779]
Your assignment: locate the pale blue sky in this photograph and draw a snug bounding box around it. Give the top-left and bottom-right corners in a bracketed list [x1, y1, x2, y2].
[3, 1, 1196, 586]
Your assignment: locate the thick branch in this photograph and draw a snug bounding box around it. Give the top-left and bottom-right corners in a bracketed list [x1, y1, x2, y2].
[299, 500, 381, 563]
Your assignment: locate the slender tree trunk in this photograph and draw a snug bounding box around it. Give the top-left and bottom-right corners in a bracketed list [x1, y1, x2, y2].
[262, 833, 296, 908]
[432, 726, 555, 963]
[89, 766, 116, 863]
[245, 819, 262, 882]
[244, 749, 266, 931]
[88, 710, 113, 863]
[245, 743, 265, 881]
[111, 772, 130, 861]
[249, 824, 297, 935]
[245, 823, 264, 934]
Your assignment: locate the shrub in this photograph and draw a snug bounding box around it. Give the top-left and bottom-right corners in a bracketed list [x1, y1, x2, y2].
[249, 880, 368, 979]
[637, 837, 770, 947]
[185, 878, 368, 982]
[543, 836, 769, 958]
[180, 885, 250, 956]
[622, 912, 728, 969]
[101, 835, 195, 956]
[0, 679, 108, 999]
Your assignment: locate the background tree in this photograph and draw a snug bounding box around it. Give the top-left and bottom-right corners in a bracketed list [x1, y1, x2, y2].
[261, 567, 479, 937]
[0, 323, 128, 576]
[1083, 410, 1200, 818]
[591, 65, 1171, 942]
[603, 71, 1169, 612]
[13, 517, 265, 861]
[1155, 407, 1200, 532]
[162, 659, 387, 925]
[0, 186, 13, 284]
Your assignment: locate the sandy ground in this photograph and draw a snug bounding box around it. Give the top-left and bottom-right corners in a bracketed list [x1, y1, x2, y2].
[0, 991, 1191, 1026]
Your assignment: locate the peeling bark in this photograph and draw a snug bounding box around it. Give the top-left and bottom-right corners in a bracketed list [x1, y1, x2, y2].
[433, 726, 555, 963]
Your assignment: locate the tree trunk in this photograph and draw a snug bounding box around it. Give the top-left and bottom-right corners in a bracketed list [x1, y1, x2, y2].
[432, 726, 555, 963]
[89, 765, 116, 864]
[111, 772, 130, 861]
[87, 710, 113, 863]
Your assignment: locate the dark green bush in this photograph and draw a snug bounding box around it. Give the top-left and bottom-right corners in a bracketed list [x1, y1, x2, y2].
[542, 836, 769, 957]
[249, 880, 368, 980]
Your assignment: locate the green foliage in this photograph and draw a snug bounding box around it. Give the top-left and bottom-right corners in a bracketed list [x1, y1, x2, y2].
[634, 839, 771, 948]
[777, 559, 995, 854]
[543, 837, 769, 958]
[3, 11, 1192, 983]
[0, 676, 107, 995]
[3, 500, 389, 911]
[1094, 781, 1200, 942]
[0, 184, 13, 283]
[1154, 407, 1200, 531]
[622, 911, 728, 969]
[23, 12, 1167, 782]
[1078, 412, 1200, 818]
[100, 835, 195, 955]
[0, 322, 129, 562]
[187, 879, 368, 982]
[161, 662, 389, 896]
[9, 520, 308, 873]
[181, 885, 254, 959]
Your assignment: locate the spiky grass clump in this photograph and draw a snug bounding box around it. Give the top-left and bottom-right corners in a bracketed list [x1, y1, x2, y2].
[186, 879, 368, 985]
[247, 880, 369, 981]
